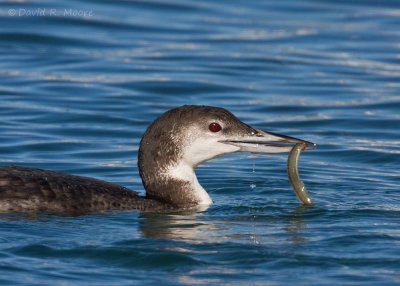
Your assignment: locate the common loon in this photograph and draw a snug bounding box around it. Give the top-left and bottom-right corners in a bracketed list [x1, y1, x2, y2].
[0, 105, 314, 214]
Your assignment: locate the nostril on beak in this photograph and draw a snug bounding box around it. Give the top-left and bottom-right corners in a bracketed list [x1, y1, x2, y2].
[252, 129, 263, 137]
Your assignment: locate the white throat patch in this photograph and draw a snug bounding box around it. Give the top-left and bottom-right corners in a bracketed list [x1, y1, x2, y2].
[166, 135, 240, 208]
[167, 162, 213, 207]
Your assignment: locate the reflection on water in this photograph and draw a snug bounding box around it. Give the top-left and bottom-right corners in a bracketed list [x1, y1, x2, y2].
[284, 205, 310, 244]
[139, 205, 310, 245]
[139, 212, 220, 242]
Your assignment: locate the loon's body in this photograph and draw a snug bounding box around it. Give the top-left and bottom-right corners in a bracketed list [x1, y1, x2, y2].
[0, 166, 170, 214]
[0, 105, 314, 214]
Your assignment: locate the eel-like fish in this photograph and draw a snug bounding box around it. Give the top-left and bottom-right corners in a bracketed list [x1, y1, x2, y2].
[287, 143, 313, 205]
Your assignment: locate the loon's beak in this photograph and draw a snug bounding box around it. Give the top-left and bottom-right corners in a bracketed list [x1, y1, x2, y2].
[222, 129, 316, 153]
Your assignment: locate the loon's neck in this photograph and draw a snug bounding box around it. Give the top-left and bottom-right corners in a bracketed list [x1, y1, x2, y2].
[140, 159, 212, 208]
[167, 162, 212, 206]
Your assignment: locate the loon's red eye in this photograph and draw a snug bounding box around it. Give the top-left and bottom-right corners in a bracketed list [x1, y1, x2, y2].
[209, 122, 222, 132]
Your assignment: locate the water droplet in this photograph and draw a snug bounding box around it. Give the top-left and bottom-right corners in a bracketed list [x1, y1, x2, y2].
[250, 154, 256, 173]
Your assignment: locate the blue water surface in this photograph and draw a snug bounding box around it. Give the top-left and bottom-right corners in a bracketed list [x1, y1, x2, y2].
[1, 0, 400, 285]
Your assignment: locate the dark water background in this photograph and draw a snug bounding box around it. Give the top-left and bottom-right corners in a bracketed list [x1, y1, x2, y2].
[1, 0, 400, 285]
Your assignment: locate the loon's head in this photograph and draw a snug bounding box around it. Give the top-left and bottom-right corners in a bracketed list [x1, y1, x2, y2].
[138, 105, 314, 209]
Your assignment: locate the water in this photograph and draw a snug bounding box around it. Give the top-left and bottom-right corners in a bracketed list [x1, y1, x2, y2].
[1, 0, 400, 285]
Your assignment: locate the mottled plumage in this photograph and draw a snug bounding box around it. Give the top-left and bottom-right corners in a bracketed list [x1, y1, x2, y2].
[0, 166, 170, 214]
